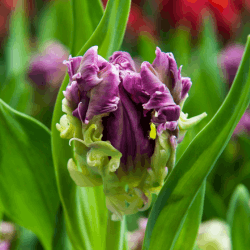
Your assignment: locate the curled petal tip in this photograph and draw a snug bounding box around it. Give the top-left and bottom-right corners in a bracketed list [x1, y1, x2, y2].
[181, 77, 192, 100]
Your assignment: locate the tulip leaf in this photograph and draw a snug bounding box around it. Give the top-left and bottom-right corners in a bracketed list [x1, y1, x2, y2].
[106, 212, 127, 250]
[172, 181, 206, 250]
[227, 184, 250, 250]
[203, 181, 227, 220]
[51, 0, 131, 249]
[38, 0, 73, 48]
[143, 35, 250, 250]
[53, 206, 73, 250]
[71, 0, 104, 56]
[77, 0, 131, 59]
[0, 99, 59, 250]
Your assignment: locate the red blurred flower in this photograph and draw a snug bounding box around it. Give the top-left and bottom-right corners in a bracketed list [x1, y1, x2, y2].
[157, 0, 241, 38]
[127, 3, 156, 36]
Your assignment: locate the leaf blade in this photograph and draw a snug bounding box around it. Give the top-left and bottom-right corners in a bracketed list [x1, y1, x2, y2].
[0, 99, 59, 250]
[227, 184, 250, 250]
[172, 181, 206, 250]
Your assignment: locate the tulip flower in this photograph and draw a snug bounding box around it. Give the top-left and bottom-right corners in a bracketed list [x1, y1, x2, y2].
[57, 46, 206, 219]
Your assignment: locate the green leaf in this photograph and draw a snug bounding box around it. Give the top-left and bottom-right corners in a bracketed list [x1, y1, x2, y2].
[143, 35, 250, 250]
[227, 184, 250, 250]
[51, 0, 131, 249]
[77, 0, 131, 59]
[0, 76, 34, 115]
[71, 0, 103, 56]
[106, 212, 127, 250]
[0, 99, 59, 250]
[203, 181, 227, 220]
[173, 181, 206, 250]
[16, 226, 41, 250]
[53, 206, 73, 250]
[38, 0, 73, 48]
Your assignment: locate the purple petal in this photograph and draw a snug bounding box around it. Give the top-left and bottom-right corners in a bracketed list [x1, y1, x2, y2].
[152, 105, 180, 124]
[171, 65, 183, 104]
[63, 81, 80, 109]
[152, 47, 170, 85]
[158, 105, 180, 121]
[85, 64, 120, 123]
[109, 51, 136, 71]
[102, 85, 154, 171]
[167, 53, 179, 89]
[181, 77, 192, 100]
[140, 61, 166, 95]
[157, 121, 178, 134]
[63, 55, 82, 81]
[72, 95, 90, 123]
[76, 46, 102, 92]
[122, 72, 149, 104]
[143, 90, 175, 110]
[97, 55, 109, 70]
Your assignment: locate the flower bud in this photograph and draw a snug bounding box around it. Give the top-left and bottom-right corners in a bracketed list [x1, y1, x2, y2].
[57, 46, 206, 219]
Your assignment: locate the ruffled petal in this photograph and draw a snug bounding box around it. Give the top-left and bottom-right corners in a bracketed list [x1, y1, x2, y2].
[143, 90, 175, 110]
[75, 46, 102, 92]
[63, 81, 80, 109]
[181, 77, 192, 100]
[98, 55, 109, 70]
[152, 47, 170, 87]
[63, 55, 82, 81]
[167, 53, 179, 89]
[109, 51, 136, 71]
[72, 95, 90, 123]
[152, 105, 180, 124]
[85, 64, 120, 123]
[123, 72, 149, 104]
[157, 121, 178, 134]
[140, 61, 166, 95]
[102, 85, 154, 171]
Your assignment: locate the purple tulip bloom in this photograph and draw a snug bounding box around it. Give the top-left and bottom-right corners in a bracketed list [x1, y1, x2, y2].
[58, 46, 206, 217]
[62, 46, 191, 172]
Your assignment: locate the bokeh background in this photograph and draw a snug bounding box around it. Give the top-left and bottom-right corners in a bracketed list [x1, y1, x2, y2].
[0, 0, 250, 249]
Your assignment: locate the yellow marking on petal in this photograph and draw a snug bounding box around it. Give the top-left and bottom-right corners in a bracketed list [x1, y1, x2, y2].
[150, 123, 156, 139]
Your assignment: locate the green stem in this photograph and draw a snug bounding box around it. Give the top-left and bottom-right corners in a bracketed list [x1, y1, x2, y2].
[106, 212, 127, 250]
